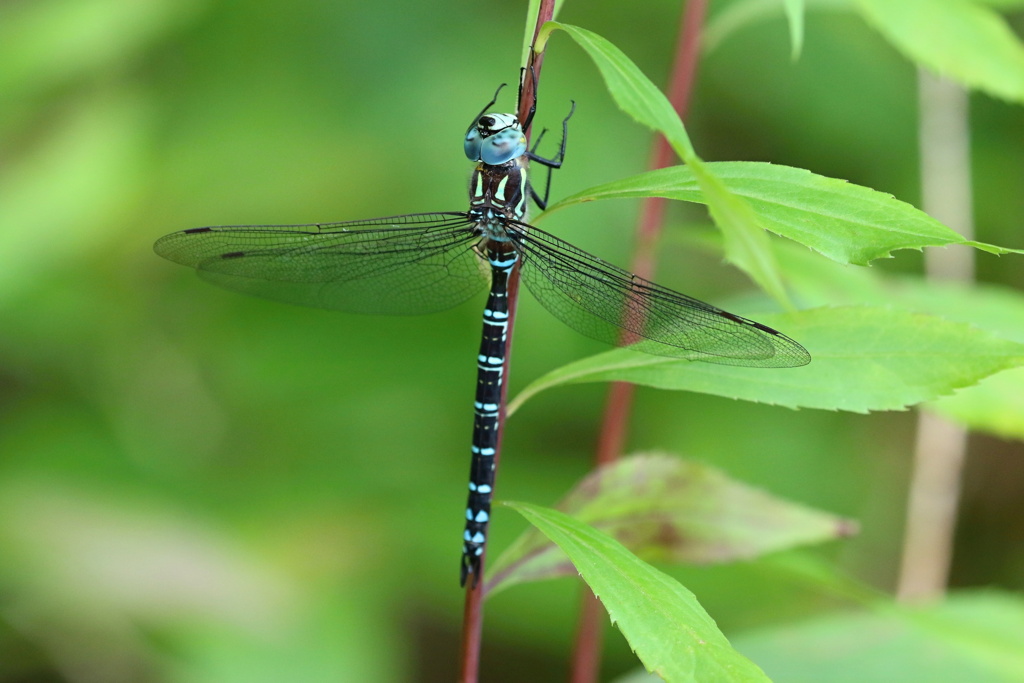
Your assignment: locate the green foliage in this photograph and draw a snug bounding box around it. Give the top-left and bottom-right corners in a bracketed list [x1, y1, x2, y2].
[539, 22, 696, 159]
[508, 501, 771, 682]
[545, 162, 1021, 265]
[2, 0, 1023, 681]
[733, 591, 1024, 681]
[707, 0, 1024, 99]
[740, 234, 1024, 438]
[783, 0, 806, 59]
[489, 455, 854, 595]
[933, 368, 1024, 441]
[616, 590, 1024, 682]
[510, 306, 1024, 413]
[508, 8, 1024, 681]
[859, 0, 1024, 103]
[542, 22, 794, 305]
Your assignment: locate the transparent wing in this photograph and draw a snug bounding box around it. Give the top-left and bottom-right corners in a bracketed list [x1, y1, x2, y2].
[154, 212, 490, 315]
[512, 222, 810, 368]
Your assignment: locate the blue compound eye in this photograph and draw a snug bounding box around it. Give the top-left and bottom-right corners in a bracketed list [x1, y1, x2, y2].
[464, 113, 526, 164]
[479, 129, 527, 165]
[464, 128, 483, 161]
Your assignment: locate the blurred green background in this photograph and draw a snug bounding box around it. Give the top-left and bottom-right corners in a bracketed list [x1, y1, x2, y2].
[1, 0, 1022, 681]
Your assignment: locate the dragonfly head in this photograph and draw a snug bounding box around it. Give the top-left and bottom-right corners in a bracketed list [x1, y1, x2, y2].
[464, 113, 527, 165]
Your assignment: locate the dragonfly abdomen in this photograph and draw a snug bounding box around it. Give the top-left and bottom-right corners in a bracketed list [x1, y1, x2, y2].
[461, 243, 519, 587]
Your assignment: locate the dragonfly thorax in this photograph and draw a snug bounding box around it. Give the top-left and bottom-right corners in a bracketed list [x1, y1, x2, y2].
[468, 152, 529, 233]
[468, 206, 515, 242]
[464, 112, 527, 165]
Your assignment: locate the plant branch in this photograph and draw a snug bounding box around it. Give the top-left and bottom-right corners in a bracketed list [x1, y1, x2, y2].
[570, 2, 709, 681]
[897, 69, 974, 604]
[458, 3, 557, 681]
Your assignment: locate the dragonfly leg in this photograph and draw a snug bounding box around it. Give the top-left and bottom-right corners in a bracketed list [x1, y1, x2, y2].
[528, 100, 576, 210]
[528, 100, 575, 169]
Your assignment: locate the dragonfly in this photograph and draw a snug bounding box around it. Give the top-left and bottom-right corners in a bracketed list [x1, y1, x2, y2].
[154, 81, 810, 587]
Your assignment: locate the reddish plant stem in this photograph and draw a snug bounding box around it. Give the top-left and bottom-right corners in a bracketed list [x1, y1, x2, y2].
[570, 2, 708, 681]
[458, 3, 555, 681]
[520, 0, 556, 130]
[459, 571, 485, 683]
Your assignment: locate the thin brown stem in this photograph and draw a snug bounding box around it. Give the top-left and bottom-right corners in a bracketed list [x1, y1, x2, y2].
[519, 0, 556, 131]
[459, 575, 485, 683]
[570, 2, 708, 680]
[897, 70, 974, 604]
[458, 3, 556, 680]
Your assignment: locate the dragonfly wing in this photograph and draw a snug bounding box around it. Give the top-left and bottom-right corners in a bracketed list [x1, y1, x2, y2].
[155, 213, 489, 315]
[513, 224, 810, 368]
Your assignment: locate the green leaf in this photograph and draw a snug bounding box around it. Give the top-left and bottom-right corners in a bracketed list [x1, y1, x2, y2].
[885, 282, 1024, 439]
[609, 670, 664, 683]
[857, 0, 1024, 103]
[538, 22, 695, 159]
[704, 0, 855, 56]
[774, 239, 1024, 343]
[687, 159, 793, 307]
[824, 276, 1024, 440]
[506, 502, 771, 683]
[784, 0, 806, 59]
[931, 368, 1024, 441]
[765, 236, 1024, 439]
[509, 306, 1024, 414]
[521, 0, 565, 66]
[488, 454, 855, 595]
[974, 0, 1024, 9]
[975, 0, 1024, 9]
[704, 0, 784, 57]
[759, 551, 888, 605]
[544, 162, 1023, 265]
[538, 24, 792, 305]
[733, 591, 1024, 681]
